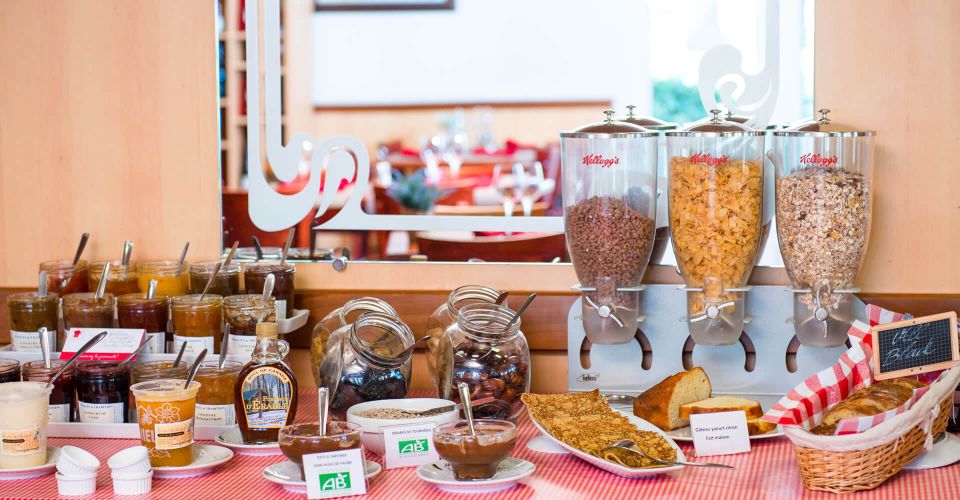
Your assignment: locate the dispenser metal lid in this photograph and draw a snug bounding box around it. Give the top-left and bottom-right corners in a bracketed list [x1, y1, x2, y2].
[618, 105, 677, 131]
[665, 109, 765, 137]
[774, 108, 876, 137]
[561, 109, 659, 138]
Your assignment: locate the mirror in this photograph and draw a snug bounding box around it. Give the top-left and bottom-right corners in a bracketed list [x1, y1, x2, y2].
[217, 0, 813, 264]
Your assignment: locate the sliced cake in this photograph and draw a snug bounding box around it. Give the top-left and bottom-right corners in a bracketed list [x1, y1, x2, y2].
[632, 367, 712, 431]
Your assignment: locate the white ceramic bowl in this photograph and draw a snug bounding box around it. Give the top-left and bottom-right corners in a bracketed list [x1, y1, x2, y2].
[107, 446, 151, 476]
[346, 398, 458, 455]
[56, 471, 97, 496]
[57, 446, 101, 476]
[112, 470, 153, 496]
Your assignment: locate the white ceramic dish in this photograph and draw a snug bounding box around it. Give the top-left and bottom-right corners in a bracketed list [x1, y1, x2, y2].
[262, 459, 381, 493]
[905, 432, 960, 470]
[346, 398, 459, 455]
[112, 470, 153, 495]
[56, 471, 97, 496]
[153, 444, 234, 479]
[528, 410, 685, 478]
[57, 445, 101, 476]
[416, 458, 535, 494]
[107, 446, 151, 476]
[0, 446, 61, 480]
[215, 427, 282, 456]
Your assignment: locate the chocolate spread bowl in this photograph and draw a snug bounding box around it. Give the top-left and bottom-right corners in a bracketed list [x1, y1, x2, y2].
[433, 419, 517, 480]
[278, 421, 362, 478]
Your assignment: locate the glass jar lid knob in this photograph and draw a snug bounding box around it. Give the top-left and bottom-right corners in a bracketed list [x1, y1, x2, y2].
[709, 109, 723, 124]
[817, 108, 832, 124]
[626, 104, 637, 119]
[603, 109, 615, 123]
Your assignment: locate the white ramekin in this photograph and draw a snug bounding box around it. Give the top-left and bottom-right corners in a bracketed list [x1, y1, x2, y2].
[107, 446, 152, 476]
[57, 445, 101, 476]
[112, 470, 153, 496]
[56, 472, 97, 496]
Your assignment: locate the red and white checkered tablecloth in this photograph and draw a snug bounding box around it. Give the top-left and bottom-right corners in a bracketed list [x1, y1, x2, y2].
[3, 390, 960, 500]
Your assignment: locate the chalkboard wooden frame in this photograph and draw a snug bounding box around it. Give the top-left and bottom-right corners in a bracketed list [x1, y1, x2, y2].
[871, 311, 960, 380]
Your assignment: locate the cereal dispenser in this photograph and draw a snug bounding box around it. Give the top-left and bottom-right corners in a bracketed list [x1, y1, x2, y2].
[772, 109, 875, 347]
[561, 110, 659, 344]
[666, 110, 764, 345]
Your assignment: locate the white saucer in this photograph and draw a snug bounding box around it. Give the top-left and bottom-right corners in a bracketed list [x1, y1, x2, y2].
[215, 427, 282, 456]
[153, 444, 234, 478]
[262, 459, 381, 493]
[525, 435, 569, 454]
[416, 458, 535, 494]
[0, 446, 60, 480]
[904, 433, 960, 470]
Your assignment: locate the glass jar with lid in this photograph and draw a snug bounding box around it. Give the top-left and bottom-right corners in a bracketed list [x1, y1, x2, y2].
[117, 293, 168, 354]
[310, 297, 398, 386]
[666, 109, 765, 344]
[190, 261, 241, 296]
[138, 260, 189, 297]
[171, 294, 223, 355]
[0, 359, 21, 383]
[89, 261, 140, 296]
[425, 285, 503, 385]
[224, 294, 276, 356]
[6, 292, 58, 352]
[561, 110, 659, 344]
[437, 303, 530, 421]
[21, 360, 74, 422]
[772, 109, 875, 347]
[316, 312, 414, 419]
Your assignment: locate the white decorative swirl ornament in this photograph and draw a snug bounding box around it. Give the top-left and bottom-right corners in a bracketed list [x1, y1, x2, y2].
[697, 0, 780, 130]
[245, 0, 563, 233]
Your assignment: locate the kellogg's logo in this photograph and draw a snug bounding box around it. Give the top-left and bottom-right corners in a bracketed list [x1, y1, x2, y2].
[690, 153, 728, 166]
[581, 154, 619, 168]
[800, 153, 838, 167]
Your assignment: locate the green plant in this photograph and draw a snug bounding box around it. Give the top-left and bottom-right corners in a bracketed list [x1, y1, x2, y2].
[653, 79, 713, 124]
[386, 169, 451, 213]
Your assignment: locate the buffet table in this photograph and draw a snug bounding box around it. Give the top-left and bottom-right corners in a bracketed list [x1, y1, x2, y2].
[3, 391, 959, 500]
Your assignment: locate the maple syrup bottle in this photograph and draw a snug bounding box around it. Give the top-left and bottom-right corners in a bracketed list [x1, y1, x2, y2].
[235, 322, 298, 444]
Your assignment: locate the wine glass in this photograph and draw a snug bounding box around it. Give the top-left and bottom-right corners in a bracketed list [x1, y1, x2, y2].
[443, 132, 468, 178]
[420, 134, 445, 183]
[491, 165, 517, 218]
[513, 162, 545, 217]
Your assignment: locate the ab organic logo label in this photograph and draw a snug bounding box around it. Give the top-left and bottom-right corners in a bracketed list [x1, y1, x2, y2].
[398, 438, 429, 456]
[318, 472, 351, 491]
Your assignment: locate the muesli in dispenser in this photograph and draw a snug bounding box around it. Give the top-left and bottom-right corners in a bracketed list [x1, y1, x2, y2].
[561, 110, 658, 344]
[772, 109, 875, 347]
[666, 110, 764, 344]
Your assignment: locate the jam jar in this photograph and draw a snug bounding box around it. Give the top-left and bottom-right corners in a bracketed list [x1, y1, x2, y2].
[437, 303, 530, 421]
[425, 285, 503, 386]
[21, 360, 75, 422]
[138, 260, 189, 297]
[194, 361, 242, 426]
[6, 292, 59, 351]
[130, 360, 189, 422]
[223, 294, 276, 356]
[190, 261, 241, 296]
[310, 297, 399, 386]
[75, 361, 130, 423]
[317, 312, 414, 419]
[62, 292, 116, 348]
[0, 359, 21, 383]
[117, 293, 168, 354]
[89, 261, 140, 296]
[171, 294, 223, 355]
[40, 259, 89, 296]
[243, 262, 296, 319]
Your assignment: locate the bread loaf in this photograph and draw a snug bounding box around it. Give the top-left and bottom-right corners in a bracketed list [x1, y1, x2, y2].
[811, 378, 927, 435]
[633, 367, 711, 431]
[679, 396, 763, 420]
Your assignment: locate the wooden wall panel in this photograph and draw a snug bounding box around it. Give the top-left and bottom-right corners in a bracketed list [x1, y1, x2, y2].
[0, 0, 222, 288]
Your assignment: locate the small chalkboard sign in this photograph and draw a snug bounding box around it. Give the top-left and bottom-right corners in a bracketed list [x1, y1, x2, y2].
[872, 312, 959, 380]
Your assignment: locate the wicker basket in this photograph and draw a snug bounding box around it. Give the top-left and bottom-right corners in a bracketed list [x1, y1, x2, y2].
[783, 364, 960, 494]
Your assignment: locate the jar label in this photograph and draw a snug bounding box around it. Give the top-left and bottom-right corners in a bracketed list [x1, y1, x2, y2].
[196, 404, 236, 426]
[48, 404, 71, 423]
[227, 334, 257, 356]
[0, 426, 42, 456]
[173, 335, 214, 356]
[143, 332, 165, 354]
[154, 418, 194, 450]
[78, 402, 125, 423]
[10, 329, 57, 352]
[240, 366, 293, 429]
[275, 300, 287, 321]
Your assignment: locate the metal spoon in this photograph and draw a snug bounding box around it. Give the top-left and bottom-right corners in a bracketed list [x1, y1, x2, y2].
[224, 241, 239, 266]
[398, 335, 431, 360]
[178, 242, 190, 266]
[506, 293, 536, 328]
[94, 261, 110, 299]
[172, 341, 188, 367]
[118, 336, 151, 368]
[600, 440, 735, 469]
[146, 279, 158, 300]
[218, 329, 229, 369]
[458, 382, 477, 437]
[38, 270, 48, 298]
[251, 236, 264, 261]
[280, 228, 295, 267]
[38, 327, 51, 369]
[47, 332, 107, 389]
[318, 387, 329, 437]
[258, 274, 275, 321]
[121, 240, 134, 266]
[183, 349, 207, 389]
[72, 233, 90, 266]
[198, 261, 222, 302]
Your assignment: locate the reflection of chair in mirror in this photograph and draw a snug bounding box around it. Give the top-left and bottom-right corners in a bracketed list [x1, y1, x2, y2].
[416, 232, 567, 263]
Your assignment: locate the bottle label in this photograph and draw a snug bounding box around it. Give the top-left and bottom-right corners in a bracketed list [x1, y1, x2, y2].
[10, 329, 57, 352]
[78, 401, 125, 423]
[49, 404, 71, 423]
[196, 404, 236, 426]
[228, 334, 257, 356]
[173, 335, 214, 356]
[0, 426, 42, 456]
[154, 418, 194, 450]
[143, 332, 165, 354]
[240, 366, 293, 429]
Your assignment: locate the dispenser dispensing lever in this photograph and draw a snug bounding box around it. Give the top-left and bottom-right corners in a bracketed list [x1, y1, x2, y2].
[584, 295, 625, 328]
